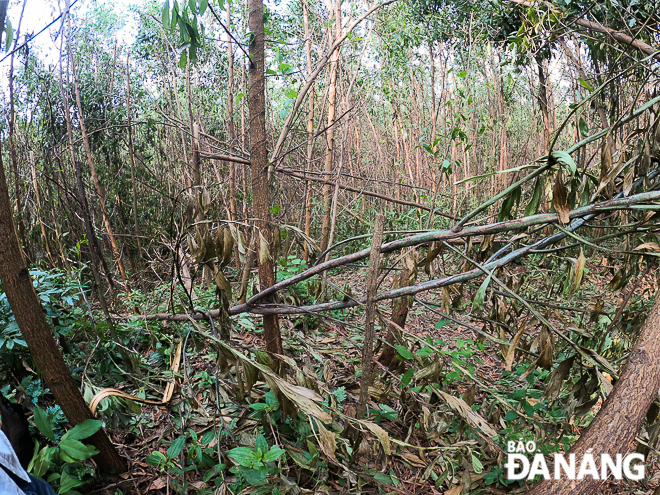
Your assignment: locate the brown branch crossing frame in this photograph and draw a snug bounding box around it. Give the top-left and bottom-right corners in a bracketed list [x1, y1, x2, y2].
[134, 188, 660, 321]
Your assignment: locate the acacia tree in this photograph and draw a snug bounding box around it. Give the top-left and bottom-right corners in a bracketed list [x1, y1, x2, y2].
[248, 0, 283, 354]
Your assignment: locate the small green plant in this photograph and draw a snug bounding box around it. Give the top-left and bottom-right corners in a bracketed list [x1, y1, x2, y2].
[31, 406, 103, 495]
[226, 433, 286, 490]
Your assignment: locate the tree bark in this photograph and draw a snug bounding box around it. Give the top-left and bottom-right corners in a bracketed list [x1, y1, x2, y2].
[302, 0, 315, 263]
[319, 0, 341, 257]
[529, 291, 660, 495]
[249, 0, 282, 355]
[0, 142, 126, 473]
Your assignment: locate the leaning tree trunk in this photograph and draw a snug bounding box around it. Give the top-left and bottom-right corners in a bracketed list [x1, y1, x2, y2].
[0, 142, 126, 473]
[529, 291, 660, 495]
[248, 0, 283, 355]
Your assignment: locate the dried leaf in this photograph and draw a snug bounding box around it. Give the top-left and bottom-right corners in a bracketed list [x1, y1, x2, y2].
[623, 165, 634, 197]
[537, 326, 554, 370]
[504, 323, 527, 371]
[221, 228, 234, 268]
[202, 189, 211, 214]
[553, 170, 570, 225]
[597, 370, 613, 398]
[544, 356, 574, 401]
[572, 249, 586, 293]
[258, 232, 270, 265]
[462, 384, 476, 406]
[315, 420, 336, 459]
[359, 420, 391, 455]
[436, 390, 497, 437]
[634, 242, 660, 252]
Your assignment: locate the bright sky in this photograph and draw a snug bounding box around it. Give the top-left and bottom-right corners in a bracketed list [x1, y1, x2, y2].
[1, 0, 135, 66]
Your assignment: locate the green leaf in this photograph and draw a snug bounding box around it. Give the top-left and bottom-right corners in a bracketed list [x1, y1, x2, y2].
[504, 410, 519, 421]
[58, 471, 87, 493]
[227, 446, 256, 467]
[374, 472, 393, 485]
[472, 453, 484, 473]
[395, 345, 414, 360]
[472, 273, 492, 312]
[242, 467, 268, 485]
[62, 420, 102, 441]
[578, 77, 593, 91]
[497, 186, 521, 222]
[33, 406, 56, 442]
[255, 434, 268, 453]
[401, 367, 414, 386]
[161, 0, 170, 30]
[178, 50, 187, 69]
[198, 0, 208, 15]
[168, 435, 186, 459]
[416, 346, 435, 358]
[146, 452, 167, 467]
[434, 318, 449, 329]
[60, 438, 99, 462]
[4, 19, 12, 52]
[263, 445, 286, 462]
[578, 116, 588, 138]
[552, 150, 577, 175]
[523, 176, 543, 216]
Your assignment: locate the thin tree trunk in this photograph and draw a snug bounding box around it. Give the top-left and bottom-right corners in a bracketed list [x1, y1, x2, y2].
[28, 152, 55, 267]
[7, 0, 28, 258]
[125, 50, 143, 262]
[249, 0, 282, 355]
[66, 6, 130, 290]
[319, 0, 341, 256]
[303, 0, 315, 262]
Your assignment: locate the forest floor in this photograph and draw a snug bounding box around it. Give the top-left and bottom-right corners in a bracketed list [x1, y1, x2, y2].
[77, 253, 660, 494]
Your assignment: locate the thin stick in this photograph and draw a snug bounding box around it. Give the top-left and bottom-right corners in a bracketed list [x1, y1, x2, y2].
[357, 212, 384, 421]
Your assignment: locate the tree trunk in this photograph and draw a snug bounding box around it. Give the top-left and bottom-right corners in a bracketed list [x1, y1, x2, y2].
[7, 0, 28, 259]
[249, 0, 282, 355]
[319, 0, 341, 257]
[0, 142, 126, 473]
[303, 0, 315, 263]
[66, 4, 130, 291]
[529, 291, 660, 495]
[125, 50, 143, 263]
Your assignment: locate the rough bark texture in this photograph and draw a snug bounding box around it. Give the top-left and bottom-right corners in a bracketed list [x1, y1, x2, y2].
[528, 292, 660, 495]
[249, 0, 282, 354]
[357, 213, 384, 420]
[319, 0, 341, 257]
[0, 145, 126, 473]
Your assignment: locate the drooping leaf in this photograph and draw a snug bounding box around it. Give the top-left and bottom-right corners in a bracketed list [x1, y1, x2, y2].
[544, 356, 575, 401]
[578, 116, 589, 138]
[315, 419, 336, 459]
[524, 176, 543, 217]
[162, 0, 171, 30]
[552, 150, 577, 176]
[553, 170, 571, 225]
[472, 273, 492, 312]
[578, 77, 593, 91]
[572, 249, 586, 293]
[33, 406, 56, 442]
